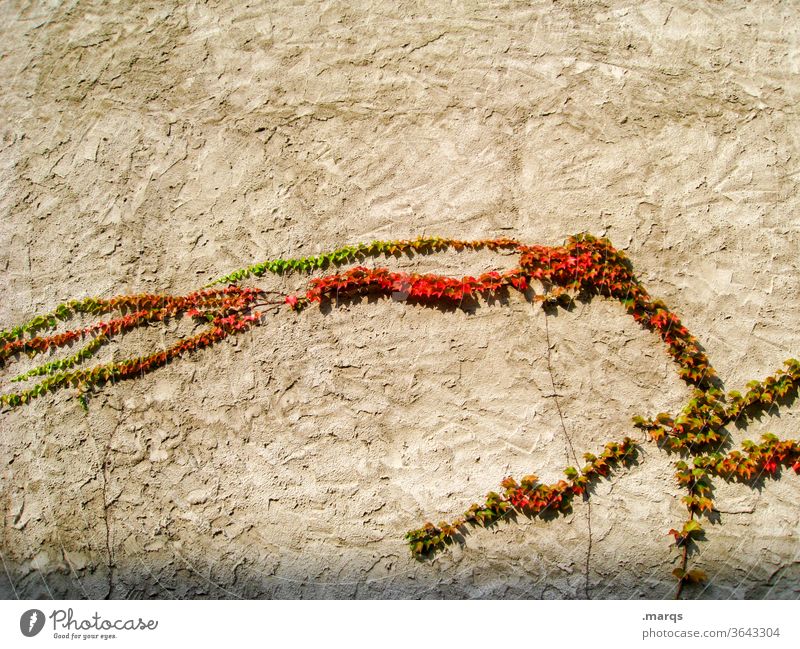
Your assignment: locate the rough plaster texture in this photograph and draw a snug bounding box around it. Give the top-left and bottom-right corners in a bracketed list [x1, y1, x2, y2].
[1, 0, 799, 599]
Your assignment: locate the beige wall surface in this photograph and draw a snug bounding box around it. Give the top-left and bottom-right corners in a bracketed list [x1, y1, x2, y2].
[1, 0, 799, 599]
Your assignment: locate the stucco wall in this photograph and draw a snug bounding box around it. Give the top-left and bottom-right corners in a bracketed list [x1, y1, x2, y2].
[1, 0, 799, 599]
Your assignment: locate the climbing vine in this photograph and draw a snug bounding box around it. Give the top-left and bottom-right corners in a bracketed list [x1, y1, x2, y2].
[1, 233, 798, 598]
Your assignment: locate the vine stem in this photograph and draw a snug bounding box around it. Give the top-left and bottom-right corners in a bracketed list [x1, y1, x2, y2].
[675, 513, 692, 600]
[543, 312, 579, 465]
[100, 441, 114, 600]
[543, 306, 592, 599]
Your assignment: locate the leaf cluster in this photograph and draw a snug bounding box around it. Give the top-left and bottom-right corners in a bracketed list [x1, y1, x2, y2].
[2, 233, 799, 601]
[405, 438, 638, 557]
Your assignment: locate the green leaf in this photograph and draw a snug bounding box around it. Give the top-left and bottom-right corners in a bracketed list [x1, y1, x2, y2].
[682, 520, 703, 535]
